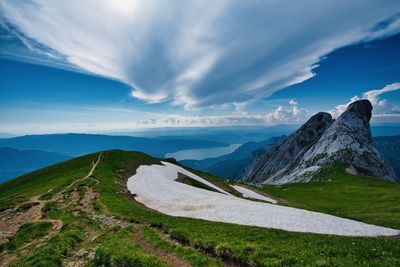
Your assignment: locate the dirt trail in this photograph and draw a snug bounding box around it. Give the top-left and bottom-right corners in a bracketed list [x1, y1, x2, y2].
[1, 152, 205, 267]
[0, 193, 63, 266]
[133, 230, 191, 267]
[86, 152, 102, 178]
[0, 153, 103, 266]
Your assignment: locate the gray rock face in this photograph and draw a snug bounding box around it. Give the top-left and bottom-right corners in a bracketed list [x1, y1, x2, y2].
[242, 100, 398, 184]
[242, 112, 334, 183]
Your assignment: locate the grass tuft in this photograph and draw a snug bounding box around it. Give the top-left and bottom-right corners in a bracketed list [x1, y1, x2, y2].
[94, 227, 168, 267]
[7, 222, 53, 251]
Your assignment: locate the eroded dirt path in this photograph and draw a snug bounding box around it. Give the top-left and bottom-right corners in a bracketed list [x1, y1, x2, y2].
[0, 154, 103, 266]
[1, 152, 221, 267]
[133, 230, 192, 267]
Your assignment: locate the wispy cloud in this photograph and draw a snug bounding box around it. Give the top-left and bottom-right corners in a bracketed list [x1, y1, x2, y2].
[329, 82, 400, 121]
[1, 0, 400, 109]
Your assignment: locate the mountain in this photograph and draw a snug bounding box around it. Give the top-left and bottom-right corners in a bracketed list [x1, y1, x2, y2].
[115, 125, 297, 144]
[243, 100, 397, 184]
[374, 135, 400, 178]
[242, 112, 334, 184]
[181, 136, 286, 179]
[371, 125, 400, 137]
[1, 150, 399, 266]
[0, 133, 227, 158]
[0, 148, 70, 183]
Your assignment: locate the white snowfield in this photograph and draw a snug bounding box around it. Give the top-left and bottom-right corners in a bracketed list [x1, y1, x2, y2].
[230, 185, 277, 204]
[127, 162, 400, 237]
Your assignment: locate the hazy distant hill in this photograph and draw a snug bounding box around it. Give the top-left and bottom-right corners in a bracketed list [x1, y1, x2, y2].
[110, 125, 400, 144]
[375, 135, 400, 178]
[181, 136, 286, 179]
[0, 147, 70, 182]
[0, 133, 227, 158]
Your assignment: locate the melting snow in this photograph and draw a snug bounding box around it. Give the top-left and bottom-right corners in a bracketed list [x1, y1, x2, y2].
[127, 162, 400, 237]
[231, 185, 277, 204]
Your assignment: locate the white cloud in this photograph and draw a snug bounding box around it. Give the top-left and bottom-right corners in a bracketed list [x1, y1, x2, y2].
[148, 104, 309, 127]
[0, 102, 309, 135]
[1, 1, 400, 108]
[329, 83, 400, 120]
[329, 96, 361, 118]
[362, 82, 400, 108]
[289, 99, 298, 106]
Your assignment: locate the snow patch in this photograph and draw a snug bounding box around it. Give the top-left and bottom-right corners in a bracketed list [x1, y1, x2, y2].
[127, 162, 400, 237]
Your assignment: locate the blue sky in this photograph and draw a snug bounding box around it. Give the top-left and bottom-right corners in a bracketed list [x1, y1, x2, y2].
[0, 1, 400, 134]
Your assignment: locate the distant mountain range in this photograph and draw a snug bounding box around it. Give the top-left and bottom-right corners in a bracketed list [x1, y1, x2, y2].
[374, 135, 400, 179]
[181, 136, 286, 179]
[1, 124, 400, 183]
[0, 133, 228, 182]
[0, 133, 227, 158]
[113, 124, 400, 144]
[0, 148, 70, 182]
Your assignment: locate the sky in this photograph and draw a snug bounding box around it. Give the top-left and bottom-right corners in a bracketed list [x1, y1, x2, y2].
[0, 0, 400, 135]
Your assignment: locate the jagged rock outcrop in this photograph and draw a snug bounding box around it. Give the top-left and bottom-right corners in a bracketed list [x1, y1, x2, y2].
[242, 112, 334, 183]
[242, 100, 398, 184]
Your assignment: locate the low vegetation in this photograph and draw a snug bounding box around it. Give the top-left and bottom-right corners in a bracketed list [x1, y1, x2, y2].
[9, 224, 85, 266]
[7, 222, 52, 251]
[94, 151, 400, 266]
[262, 163, 400, 229]
[94, 227, 167, 267]
[176, 174, 221, 193]
[1, 150, 399, 266]
[0, 154, 95, 209]
[141, 226, 223, 267]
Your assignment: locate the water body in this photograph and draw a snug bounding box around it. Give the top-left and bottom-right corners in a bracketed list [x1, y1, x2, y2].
[165, 144, 241, 161]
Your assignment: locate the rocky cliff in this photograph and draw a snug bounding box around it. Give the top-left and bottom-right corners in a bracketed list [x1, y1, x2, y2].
[242, 100, 398, 184]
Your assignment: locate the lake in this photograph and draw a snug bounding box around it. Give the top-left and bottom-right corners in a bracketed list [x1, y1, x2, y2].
[165, 144, 241, 161]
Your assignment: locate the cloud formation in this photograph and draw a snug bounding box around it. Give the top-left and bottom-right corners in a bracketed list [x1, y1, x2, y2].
[1, 1, 400, 108]
[329, 82, 400, 119]
[138, 103, 309, 127]
[0, 101, 309, 134]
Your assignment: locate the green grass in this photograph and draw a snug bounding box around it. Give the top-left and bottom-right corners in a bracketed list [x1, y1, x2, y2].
[2, 150, 400, 266]
[0, 153, 95, 209]
[7, 222, 52, 251]
[76, 178, 97, 198]
[94, 227, 168, 267]
[262, 164, 400, 229]
[141, 226, 223, 267]
[185, 168, 242, 197]
[176, 174, 221, 193]
[10, 224, 85, 267]
[93, 151, 400, 266]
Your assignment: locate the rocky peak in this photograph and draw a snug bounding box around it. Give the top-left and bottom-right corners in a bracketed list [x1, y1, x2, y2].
[242, 112, 334, 184]
[345, 99, 372, 122]
[242, 99, 397, 184]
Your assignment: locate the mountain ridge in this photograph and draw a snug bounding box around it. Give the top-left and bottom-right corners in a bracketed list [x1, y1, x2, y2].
[0, 133, 227, 158]
[242, 100, 398, 184]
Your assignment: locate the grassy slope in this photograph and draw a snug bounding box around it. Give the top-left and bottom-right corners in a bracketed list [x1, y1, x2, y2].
[0, 154, 95, 209]
[176, 174, 221, 193]
[7, 222, 52, 251]
[94, 151, 400, 266]
[1, 150, 400, 266]
[262, 164, 400, 229]
[94, 227, 168, 267]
